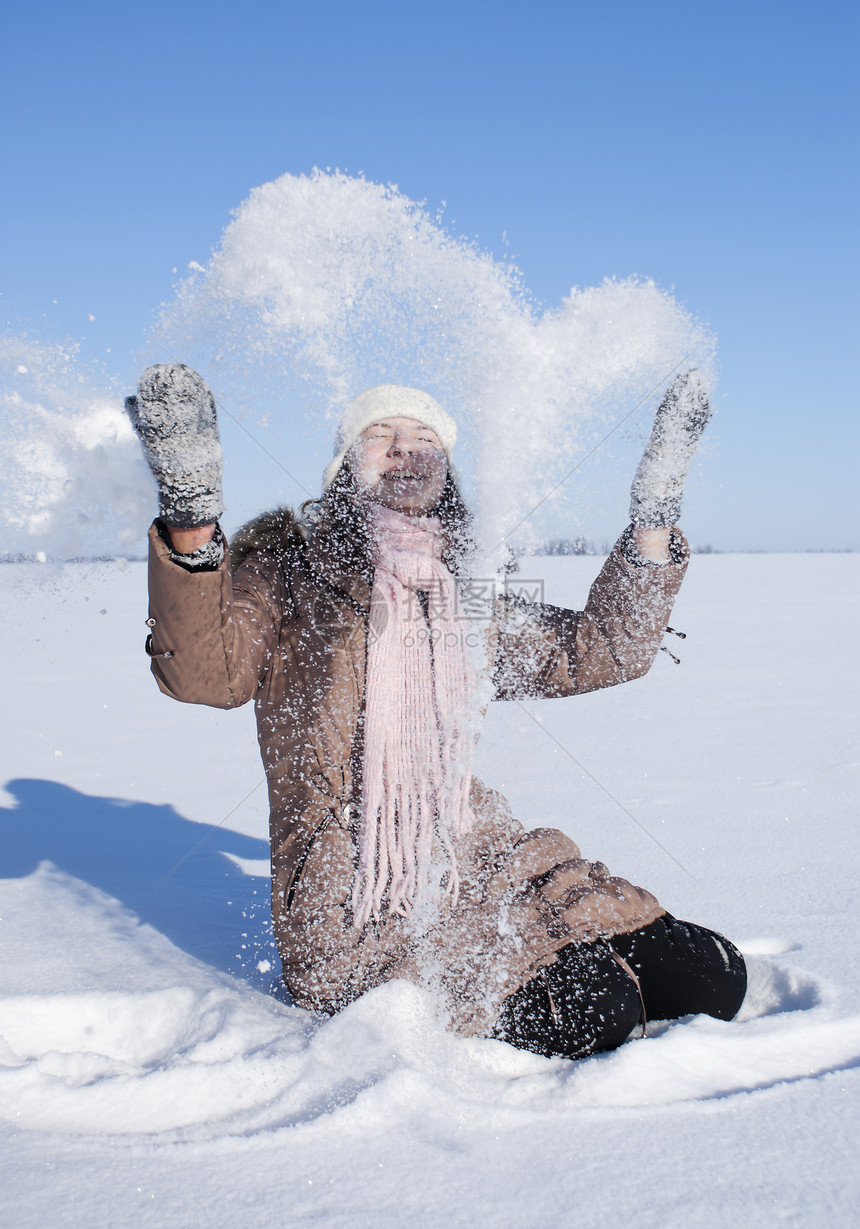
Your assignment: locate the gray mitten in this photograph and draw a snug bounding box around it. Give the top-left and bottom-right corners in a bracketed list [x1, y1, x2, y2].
[125, 363, 223, 528]
[629, 369, 711, 528]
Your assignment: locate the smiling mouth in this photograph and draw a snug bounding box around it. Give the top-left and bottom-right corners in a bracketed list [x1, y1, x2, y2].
[381, 470, 425, 482]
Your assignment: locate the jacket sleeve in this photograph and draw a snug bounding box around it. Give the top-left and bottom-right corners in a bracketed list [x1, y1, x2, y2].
[492, 530, 689, 700]
[145, 522, 282, 709]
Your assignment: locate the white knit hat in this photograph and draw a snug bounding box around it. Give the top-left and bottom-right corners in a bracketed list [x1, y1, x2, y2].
[323, 384, 458, 490]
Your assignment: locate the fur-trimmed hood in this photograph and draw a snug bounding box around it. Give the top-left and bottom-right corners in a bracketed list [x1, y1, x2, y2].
[229, 506, 305, 573]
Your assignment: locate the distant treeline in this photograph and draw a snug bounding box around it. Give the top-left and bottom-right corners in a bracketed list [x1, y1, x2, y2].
[527, 541, 857, 556]
[528, 537, 723, 556]
[0, 553, 147, 565]
[3, 544, 857, 565]
[531, 537, 605, 556]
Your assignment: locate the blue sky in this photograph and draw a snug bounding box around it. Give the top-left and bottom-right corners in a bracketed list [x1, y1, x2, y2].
[2, 0, 857, 550]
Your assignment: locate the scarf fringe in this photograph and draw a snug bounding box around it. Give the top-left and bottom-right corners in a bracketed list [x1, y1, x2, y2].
[352, 506, 476, 929]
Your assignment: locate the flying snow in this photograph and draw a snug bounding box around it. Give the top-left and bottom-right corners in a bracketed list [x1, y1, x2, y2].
[1, 170, 714, 562]
[154, 170, 715, 561]
[0, 337, 153, 559]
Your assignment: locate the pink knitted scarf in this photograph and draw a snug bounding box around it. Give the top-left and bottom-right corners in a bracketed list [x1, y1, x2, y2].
[352, 504, 476, 928]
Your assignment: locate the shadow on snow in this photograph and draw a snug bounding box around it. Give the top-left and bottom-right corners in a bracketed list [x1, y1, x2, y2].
[0, 777, 280, 989]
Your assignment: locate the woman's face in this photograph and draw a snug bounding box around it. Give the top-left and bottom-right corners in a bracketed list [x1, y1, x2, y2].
[350, 417, 448, 516]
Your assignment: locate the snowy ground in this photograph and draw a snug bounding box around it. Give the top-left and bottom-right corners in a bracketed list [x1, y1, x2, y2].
[1, 551, 858, 1227]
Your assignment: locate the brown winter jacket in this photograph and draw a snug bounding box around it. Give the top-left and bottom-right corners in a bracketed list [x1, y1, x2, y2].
[146, 516, 689, 1036]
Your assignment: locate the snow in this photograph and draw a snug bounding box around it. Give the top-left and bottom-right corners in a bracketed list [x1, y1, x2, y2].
[1, 551, 858, 1226]
[156, 170, 716, 563]
[0, 336, 153, 560]
[1, 172, 716, 565]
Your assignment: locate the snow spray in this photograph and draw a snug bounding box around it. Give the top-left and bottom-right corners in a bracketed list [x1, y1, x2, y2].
[0, 336, 153, 561]
[152, 171, 715, 564]
[1, 169, 715, 563]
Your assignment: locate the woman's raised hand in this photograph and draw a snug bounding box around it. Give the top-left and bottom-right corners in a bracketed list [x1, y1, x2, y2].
[629, 369, 711, 529]
[125, 363, 223, 534]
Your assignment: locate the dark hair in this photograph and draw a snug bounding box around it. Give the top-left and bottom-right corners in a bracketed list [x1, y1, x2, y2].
[301, 459, 475, 576]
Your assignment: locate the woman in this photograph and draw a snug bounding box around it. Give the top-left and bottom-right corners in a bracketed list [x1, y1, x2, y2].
[128, 367, 746, 1059]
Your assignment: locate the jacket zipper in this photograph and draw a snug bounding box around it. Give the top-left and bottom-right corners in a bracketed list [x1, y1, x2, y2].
[284, 810, 335, 912]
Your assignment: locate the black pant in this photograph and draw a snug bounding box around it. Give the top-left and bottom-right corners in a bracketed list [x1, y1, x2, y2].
[492, 914, 747, 1061]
